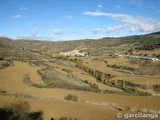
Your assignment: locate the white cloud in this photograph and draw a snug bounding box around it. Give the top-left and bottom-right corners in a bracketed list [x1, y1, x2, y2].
[116, 5, 121, 9]
[83, 11, 111, 16]
[92, 28, 101, 34]
[129, 0, 143, 7]
[64, 15, 73, 19]
[31, 28, 39, 36]
[106, 24, 145, 33]
[16, 36, 54, 40]
[83, 11, 160, 33]
[13, 14, 25, 19]
[53, 29, 65, 35]
[106, 25, 128, 32]
[16, 28, 56, 40]
[20, 7, 28, 10]
[97, 5, 103, 8]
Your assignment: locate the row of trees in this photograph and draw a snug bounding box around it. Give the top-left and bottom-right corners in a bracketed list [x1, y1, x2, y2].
[54, 56, 152, 95]
[75, 59, 112, 83]
[74, 59, 151, 96]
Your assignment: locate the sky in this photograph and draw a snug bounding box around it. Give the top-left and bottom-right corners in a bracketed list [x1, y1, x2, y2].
[0, 0, 160, 41]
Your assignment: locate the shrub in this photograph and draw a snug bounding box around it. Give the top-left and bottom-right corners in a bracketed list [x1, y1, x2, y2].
[26, 111, 43, 120]
[59, 116, 77, 120]
[0, 61, 10, 69]
[55, 55, 68, 60]
[90, 83, 99, 90]
[64, 94, 78, 102]
[61, 68, 73, 73]
[6, 101, 30, 120]
[0, 101, 43, 120]
[153, 85, 160, 92]
[84, 80, 89, 84]
[83, 80, 99, 92]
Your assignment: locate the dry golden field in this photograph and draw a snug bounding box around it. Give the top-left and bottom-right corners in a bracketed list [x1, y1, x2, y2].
[0, 60, 160, 120]
[0, 35, 160, 120]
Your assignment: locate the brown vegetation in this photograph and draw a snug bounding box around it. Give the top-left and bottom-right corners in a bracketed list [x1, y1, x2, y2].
[0, 32, 160, 119]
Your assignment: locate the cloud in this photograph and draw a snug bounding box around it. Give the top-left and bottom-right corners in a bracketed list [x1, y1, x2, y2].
[129, 0, 143, 7]
[64, 15, 73, 19]
[16, 36, 54, 40]
[13, 14, 25, 19]
[116, 5, 121, 9]
[92, 28, 101, 34]
[31, 28, 39, 36]
[97, 5, 103, 8]
[106, 24, 143, 33]
[106, 25, 128, 32]
[20, 7, 28, 10]
[16, 29, 56, 40]
[83, 11, 110, 16]
[53, 29, 65, 35]
[83, 11, 160, 33]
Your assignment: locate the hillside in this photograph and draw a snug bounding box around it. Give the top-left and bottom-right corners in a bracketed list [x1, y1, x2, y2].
[0, 32, 160, 120]
[0, 31, 160, 56]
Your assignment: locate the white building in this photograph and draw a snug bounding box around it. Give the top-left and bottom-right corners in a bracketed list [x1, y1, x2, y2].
[60, 50, 87, 57]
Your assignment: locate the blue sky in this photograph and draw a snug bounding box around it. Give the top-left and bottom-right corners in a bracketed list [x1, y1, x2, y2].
[0, 0, 160, 41]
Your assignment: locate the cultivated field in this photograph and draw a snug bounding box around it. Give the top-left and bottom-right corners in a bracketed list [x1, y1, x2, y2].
[0, 33, 160, 120]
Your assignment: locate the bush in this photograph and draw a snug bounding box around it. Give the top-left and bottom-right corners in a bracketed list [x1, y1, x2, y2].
[59, 116, 77, 120]
[0, 101, 43, 120]
[64, 94, 78, 102]
[61, 68, 73, 73]
[90, 83, 99, 90]
[26, 111, 43, 120]
[83, 80, 99, 91]
[55, 55, 68, 60]
[153, 85, 160, 92]
[0, 61, 10, 69]
[84, 80, 89, 84]
[7, 101, 30, 116]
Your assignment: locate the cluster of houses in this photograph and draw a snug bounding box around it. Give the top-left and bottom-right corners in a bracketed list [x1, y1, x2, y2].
[60, 49, 87, 57]
[114, 54, 159, 61]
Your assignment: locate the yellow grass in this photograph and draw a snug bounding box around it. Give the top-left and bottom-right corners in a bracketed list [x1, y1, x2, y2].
[113, 75, 160, 85]
[47, 62, 122, 91]
[84, 57, 160, 85]
[0, 61, 160, 120]
[84, 58, 127, 76]
[133, 48, 160, 55]
[105, 58, 139, 69]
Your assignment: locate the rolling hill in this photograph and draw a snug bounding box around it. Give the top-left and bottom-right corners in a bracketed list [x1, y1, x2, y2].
[0, 32, 160, 120]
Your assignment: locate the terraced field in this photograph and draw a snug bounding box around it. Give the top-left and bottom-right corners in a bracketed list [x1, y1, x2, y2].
[0, 34, 160, 120]
[0, 59, 160, 120]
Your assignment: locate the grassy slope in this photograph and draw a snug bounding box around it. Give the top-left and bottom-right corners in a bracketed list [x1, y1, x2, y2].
[1, 31, 159, 56]
[0, 32, 160, 120]
[0, 61, 160, 120]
